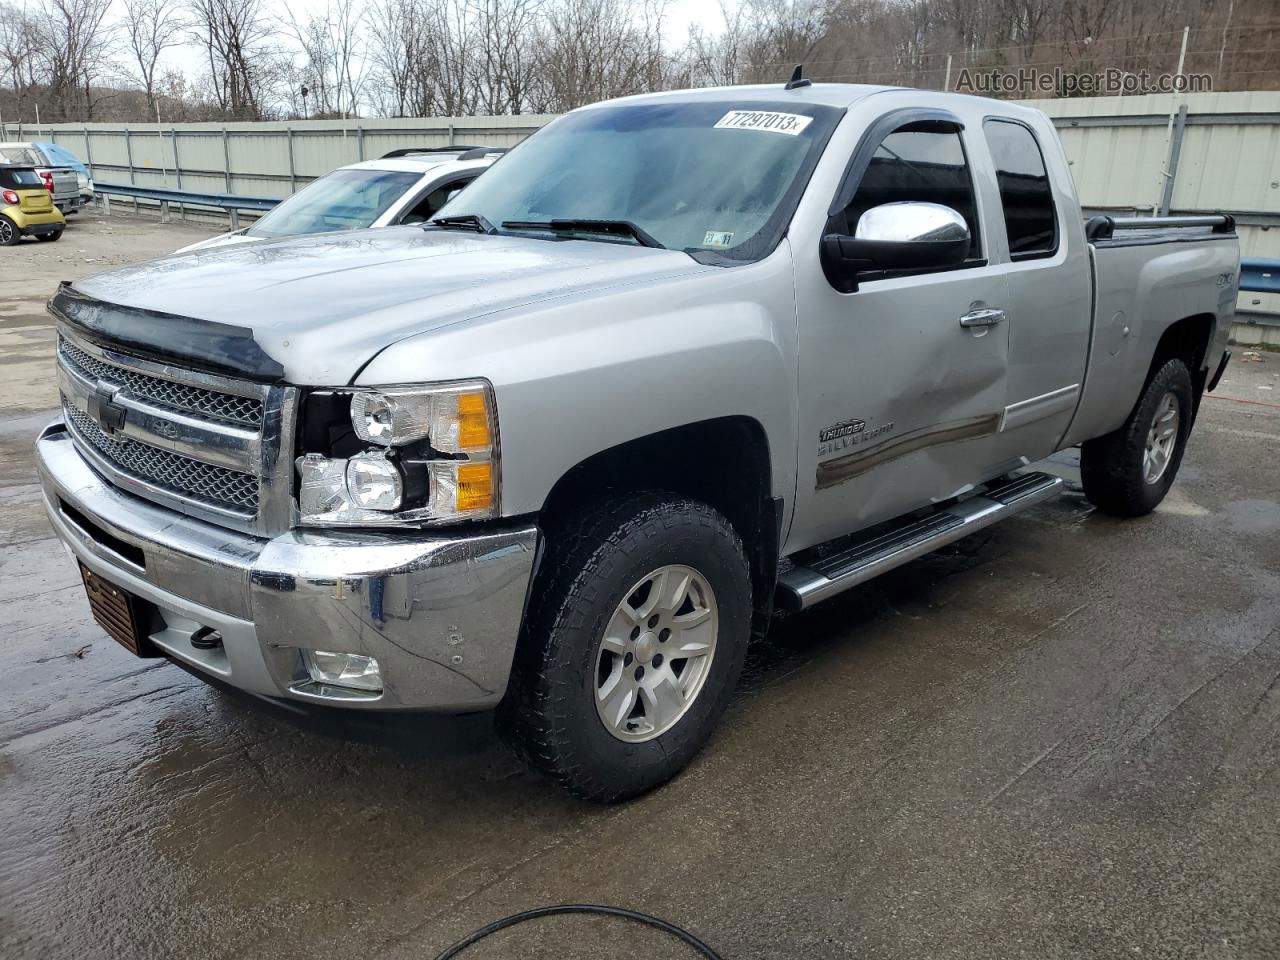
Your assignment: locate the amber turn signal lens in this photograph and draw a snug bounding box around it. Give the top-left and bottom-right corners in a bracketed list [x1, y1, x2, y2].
[455, 462, 495, 512]
[456, 391, 493, 451]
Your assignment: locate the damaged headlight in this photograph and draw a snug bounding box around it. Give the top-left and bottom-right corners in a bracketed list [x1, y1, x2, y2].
[296, 380, 499, 527]
[349, 382, 495, 453]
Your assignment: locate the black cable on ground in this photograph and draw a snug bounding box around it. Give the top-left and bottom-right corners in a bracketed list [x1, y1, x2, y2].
[432, 903, 725, 960]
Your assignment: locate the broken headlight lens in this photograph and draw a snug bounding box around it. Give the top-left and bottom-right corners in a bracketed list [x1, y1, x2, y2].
[297, 380, 499, 527]
[297, 451, 404, 523]
[349, 381, 495, 454]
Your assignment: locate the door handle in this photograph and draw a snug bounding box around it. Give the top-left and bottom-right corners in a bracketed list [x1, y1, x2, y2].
[959, 308, 1006, 328]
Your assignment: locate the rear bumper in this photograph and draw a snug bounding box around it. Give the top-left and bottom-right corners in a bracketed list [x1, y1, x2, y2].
[4, 207, 63, 231]
[37, 420, 540, 712]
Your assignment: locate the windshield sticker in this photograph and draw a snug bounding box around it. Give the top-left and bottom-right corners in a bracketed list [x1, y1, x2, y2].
[714, 110, 813, 136]
[703, 230, 735, 248]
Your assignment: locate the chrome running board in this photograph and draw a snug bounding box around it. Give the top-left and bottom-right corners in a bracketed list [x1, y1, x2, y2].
[776, 472, 1063, 611]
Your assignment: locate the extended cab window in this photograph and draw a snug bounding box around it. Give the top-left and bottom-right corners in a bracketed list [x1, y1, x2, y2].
[835, 124, 981, 263]
[983, 119, 1057, 259]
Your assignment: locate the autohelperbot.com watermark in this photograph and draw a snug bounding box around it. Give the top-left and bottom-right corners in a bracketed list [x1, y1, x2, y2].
[954, 67, 1213, 96]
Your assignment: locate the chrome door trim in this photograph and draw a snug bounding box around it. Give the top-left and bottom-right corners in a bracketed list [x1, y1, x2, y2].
[1000, 383, 1080, 432]
[816, 413, 1002, 489]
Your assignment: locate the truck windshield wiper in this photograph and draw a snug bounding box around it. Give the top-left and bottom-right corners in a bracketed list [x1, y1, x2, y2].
[501, 219, 665, 249]
[428, 213, 496, 234]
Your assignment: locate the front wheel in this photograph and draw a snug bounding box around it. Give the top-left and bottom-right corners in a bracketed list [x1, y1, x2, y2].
[1081, 357, 1194, 516]
[501, 493, 751, 802]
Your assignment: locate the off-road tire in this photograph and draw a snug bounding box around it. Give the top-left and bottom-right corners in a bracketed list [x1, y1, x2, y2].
[1080, 357, 1194, 516]
[500, 492, 752, 803]
[0, 215, 19, 246]
[36, 228, 63, 242]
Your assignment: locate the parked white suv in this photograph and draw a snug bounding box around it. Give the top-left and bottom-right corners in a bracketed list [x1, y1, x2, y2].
[176, 146, 505, 253]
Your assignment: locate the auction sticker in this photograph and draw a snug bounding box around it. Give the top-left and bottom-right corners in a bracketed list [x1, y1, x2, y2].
[714, 110, 813, 136]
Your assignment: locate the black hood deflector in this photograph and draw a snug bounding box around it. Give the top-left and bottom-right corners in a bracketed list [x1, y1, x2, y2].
[50, 283, 286, 382]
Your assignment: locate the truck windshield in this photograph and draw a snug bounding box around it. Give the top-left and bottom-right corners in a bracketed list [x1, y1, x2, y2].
[247, 168, 421, 238]
[434, 101, 841, 261]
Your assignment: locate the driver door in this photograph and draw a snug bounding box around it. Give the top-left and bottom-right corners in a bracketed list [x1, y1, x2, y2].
[789, 114, 1012, 551]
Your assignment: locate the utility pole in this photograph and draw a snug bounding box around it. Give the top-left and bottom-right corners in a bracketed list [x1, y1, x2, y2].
[1155, 26, 1191, 214]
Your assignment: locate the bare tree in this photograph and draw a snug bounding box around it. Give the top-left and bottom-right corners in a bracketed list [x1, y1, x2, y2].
[123, 0, 187, 119]
[24, 0, 116, 120]
[531, 0, 673, 111]
[471, 0, 543, 114]
[188, 0, 277, 118]
[284, 0, 368, 118]
[363, 0, 416, 115]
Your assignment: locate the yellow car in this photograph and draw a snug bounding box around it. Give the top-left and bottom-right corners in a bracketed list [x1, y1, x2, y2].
[0, 164, 66, 245]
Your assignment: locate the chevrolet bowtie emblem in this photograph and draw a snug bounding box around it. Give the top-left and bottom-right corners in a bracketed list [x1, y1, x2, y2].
[86, 384, 128, 435]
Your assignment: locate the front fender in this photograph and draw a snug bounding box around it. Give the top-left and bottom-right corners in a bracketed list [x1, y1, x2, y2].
[356, 243, 800, 522]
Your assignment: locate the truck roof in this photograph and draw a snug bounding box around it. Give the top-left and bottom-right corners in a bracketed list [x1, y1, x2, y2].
[340, 154, 499, 176]
[581, 82, 900, 111]
[579, 82, 1051, 125]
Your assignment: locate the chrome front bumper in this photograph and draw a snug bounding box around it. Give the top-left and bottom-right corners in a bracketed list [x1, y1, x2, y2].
[37, 421, 539, 711]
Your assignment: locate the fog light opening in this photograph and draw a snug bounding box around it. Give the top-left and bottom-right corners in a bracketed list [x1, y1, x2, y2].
[302, 649, 383, 693]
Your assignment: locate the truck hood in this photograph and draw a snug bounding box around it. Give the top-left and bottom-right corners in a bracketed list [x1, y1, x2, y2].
[71, 226, 710, 384]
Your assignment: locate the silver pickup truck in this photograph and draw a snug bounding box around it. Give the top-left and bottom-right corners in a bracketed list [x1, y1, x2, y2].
[36, 83, 1239, 801]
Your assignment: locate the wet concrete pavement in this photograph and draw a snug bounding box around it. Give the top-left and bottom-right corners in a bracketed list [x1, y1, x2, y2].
[2, 218, 1279, 960]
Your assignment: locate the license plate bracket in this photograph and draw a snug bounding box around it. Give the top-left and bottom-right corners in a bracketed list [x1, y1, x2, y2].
[78, 562, 158, 657]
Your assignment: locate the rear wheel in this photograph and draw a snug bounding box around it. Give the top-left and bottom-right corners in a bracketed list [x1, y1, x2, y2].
[36, 228, 63, 242]
[0, 216, 18, 246]
[501, 493, 751, 802]
[1080, 357, 1194, 516]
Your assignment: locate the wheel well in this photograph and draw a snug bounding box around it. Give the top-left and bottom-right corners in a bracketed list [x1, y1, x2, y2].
[1151, 313, 1214, 371]
[540, 417, 779, 636]
[1149, 313, 1214, 396]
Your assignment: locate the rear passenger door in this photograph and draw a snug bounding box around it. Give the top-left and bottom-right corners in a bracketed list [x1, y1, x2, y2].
[981, 118, 1092, 464]
[791, 111, 1014, 550]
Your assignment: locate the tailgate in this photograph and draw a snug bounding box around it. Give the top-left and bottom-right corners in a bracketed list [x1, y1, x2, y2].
[50, 169, 79, 200]
[19, 190, 53, 213]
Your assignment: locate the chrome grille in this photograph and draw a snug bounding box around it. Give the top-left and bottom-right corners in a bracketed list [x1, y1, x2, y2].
[67, 405, 259, 515]
[54, 324, 297, 536]
[59, 337, 263, 427]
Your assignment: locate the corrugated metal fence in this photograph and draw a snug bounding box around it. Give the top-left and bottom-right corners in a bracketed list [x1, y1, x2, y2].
[3, 91, 1277, 320]
[0, 114, 552, 198]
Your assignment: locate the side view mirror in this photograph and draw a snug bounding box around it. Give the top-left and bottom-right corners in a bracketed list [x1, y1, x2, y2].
[822, 201, 971, 290]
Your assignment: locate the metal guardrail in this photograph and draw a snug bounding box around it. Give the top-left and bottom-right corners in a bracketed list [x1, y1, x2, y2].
[1240, 259, 1280, 295]
[94, 181, 278, 228]
[1237, 258, 1280, 329]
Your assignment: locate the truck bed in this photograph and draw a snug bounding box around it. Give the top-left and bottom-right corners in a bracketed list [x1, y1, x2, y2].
[1062, 214, 1239, 449]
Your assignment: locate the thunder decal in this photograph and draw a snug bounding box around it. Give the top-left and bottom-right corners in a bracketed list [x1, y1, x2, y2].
[818, 418, 893, 458]
[816, 414, 1001, 490]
